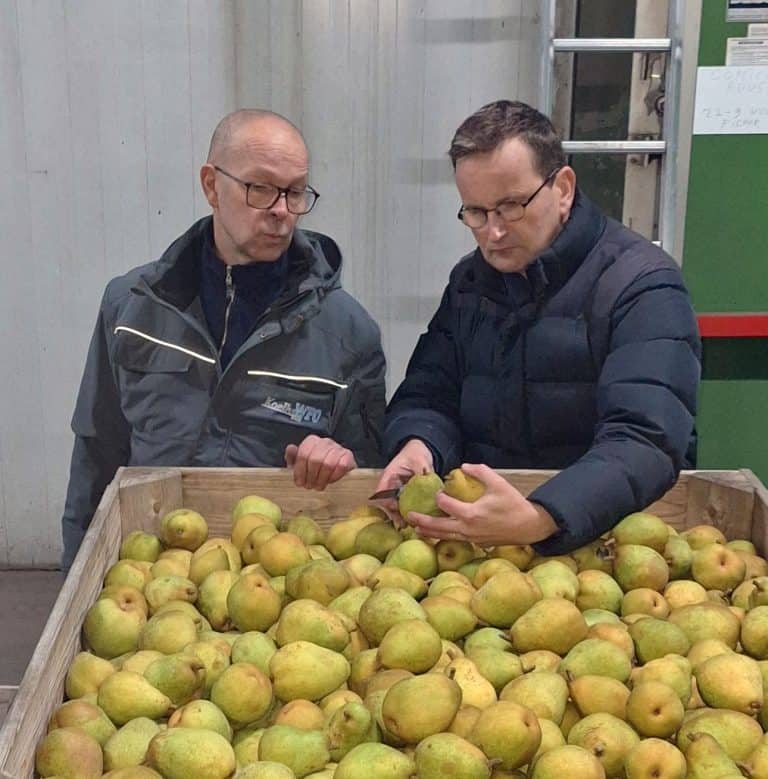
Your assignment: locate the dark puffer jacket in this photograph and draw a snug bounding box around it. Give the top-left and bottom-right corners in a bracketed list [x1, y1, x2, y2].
[383, 190, 701, 555]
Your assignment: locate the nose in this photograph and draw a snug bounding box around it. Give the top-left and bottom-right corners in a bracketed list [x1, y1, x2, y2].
[268, 191, 290, 217]
[485, 209, 508, 241]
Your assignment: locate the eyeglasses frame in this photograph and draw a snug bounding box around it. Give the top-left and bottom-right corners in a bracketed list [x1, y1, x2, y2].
[212, 165, 320, 215]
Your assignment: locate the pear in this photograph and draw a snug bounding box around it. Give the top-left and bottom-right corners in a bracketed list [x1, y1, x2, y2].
[662, 534, 693, 580]
[567, 712, 639, 778]
[443, 469, 486, 502]
[232, 494, 282, 526]
[103, 769, 163, 779]
[464, 627, 513, 654]
[150, 557, 189, 578]
[472, 558, 517, 587]
[139, 611, 198, 655]
[559, 700, 582, 740]
[668, 601, 741, 648]
[104, 559, 153, 590]
[663, 579, 707, 609]
[257, 724, 330, 777]
[230, 631, 277, 675]
[98, 586, 149, 618]
[258, 531, 311, 576]
[631, 654, 692, 706]
[681, 524, 726, 549]
[529, 560, 579, 601]
[587, 622, 635, 660]
[48, 699, 117, 746]
[329, 586, 374, 624]
[65, 651, 117, 698]
[471, 570, 541, 628]
[184, 640, 231, 695]
[681, 731, 741, 779]
[159, 507, 208, 551]
[197, 569, 239, 631]
[531, 744, 605, 779]
[354, 522, 402, 561]
[415, 732, 491, 779]
[230, 511, 275, 549]
[628, 616, 690, 662]
[445, 657, 498, 709]
[274, 699, 325, 730]
[120, 650, 165, 676]
[612, 512, 669, 552]
[320, 689, 364, 718]
[694, 651, 764, 714]
[366, 668, 414, 697]
[343, 554, 382, 586]
[147, 728, 235, 779]
[500, 670, 568, 723]
[676, 708, 763, 761]
[210, 662, 273, 727]
[382, 674, 462, 744]
[611, 544, 669, 592]
[154, 599, 209, 629]
[623, 738, 686, 779]
[740, 604, 768, 658]
[143, 652, 206, 707]
[357, 587, 427, 645]
[384, 538, 438, 579]
[530, 716, 567, 764]
[236, 763, 296, 778]
[242, 524, 279, 565]
[270, 640, 350, 701]
[521, 649, 563, 673]
[468, 700, 541, 770]
[326, 701, 379, 761]
[367, 565, 427, 599]
[686, 637, 733, 670]
[232, 726, 265, 767]
[377, 618, 442, 673]
[167, 699, 232, 741]
[621, 587, 670, 618]
[325, 516, 383, 560]
[143, 575, 197, 614]
[187, 547, 231, 586]
[348, 648, 380, 695]
[737, 550, 768, 578]
[690, 543, 746, 590]
[429, 571, 474, 596]
[226, 573, 282, 632]
[420, 595, 477, 641]
[397, 472, 446, 518]
[284, 512, 325, 545]
[35, 727, 103, 779]
[275, 598, 350, 652]
[448, 704, 482, 739]
[465, 646, 524, 693]
[334, 742, 415, 779]
[510, 597, 588, 655]
[740, 739, 768, 779]
[492, 543, 535, 569]
[567, 674, 630, 719]
[120, 531, 162, 562]
[560, 638, 632, 682]
[97, 670, 173, 725]
[83, 596, 146, 659]
[625, 681, 684, 738]
[282, 560, 347, 605]
[435, 539, 477, 572]
[576, 570, 623, 613]
[102, 717, 161, 771]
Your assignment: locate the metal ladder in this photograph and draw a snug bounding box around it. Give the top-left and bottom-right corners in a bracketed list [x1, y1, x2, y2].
[538, 0, 685, 252]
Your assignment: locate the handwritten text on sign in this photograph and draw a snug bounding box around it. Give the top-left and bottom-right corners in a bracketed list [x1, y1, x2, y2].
[693, 66, 768, 134]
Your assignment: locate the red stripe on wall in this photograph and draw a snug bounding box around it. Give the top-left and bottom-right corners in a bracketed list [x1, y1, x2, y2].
[697, 314, 768, 338]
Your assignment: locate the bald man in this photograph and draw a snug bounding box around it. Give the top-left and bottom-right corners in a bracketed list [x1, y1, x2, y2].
[62, 109, 386, 569]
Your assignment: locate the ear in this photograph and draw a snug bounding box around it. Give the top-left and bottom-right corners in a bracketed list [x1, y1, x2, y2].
[200, 164, 218, 209]
[553, 166, 576, 222]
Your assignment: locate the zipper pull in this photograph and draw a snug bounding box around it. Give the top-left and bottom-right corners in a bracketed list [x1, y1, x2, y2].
[219, 266, 235, 357]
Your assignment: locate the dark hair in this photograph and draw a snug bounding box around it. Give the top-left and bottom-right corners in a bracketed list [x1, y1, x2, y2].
[449, 100, 566, 177]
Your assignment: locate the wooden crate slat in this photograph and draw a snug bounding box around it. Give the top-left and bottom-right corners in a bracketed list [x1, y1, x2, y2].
[684, 471, 756, 541]
[118, 467, 184, 534]
[744, 468, 768, 557]
[0, 688, 16, 729]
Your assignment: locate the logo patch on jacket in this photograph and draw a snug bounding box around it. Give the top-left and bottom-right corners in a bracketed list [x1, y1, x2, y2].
[262, 396, 325, 425]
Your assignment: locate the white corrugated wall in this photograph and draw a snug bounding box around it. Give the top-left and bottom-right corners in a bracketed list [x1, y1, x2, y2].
[0, 0, 542, 567]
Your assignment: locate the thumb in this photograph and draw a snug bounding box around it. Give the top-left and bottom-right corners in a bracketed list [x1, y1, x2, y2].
[284, 444, 298, 467]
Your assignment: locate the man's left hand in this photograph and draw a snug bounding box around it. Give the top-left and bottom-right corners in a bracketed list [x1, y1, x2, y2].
[284, 435, 357, 490]
[403, 463, 559, 547]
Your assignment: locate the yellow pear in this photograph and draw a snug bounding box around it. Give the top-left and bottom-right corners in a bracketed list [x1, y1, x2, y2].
[625, 681, 684, 738]
[231, 511, 277, 549]
[232, 494, 282, 526]
[468, 700, 541, 770]
[275, 598, 350, 652]
[119, 531, 162, 562]
[48, 699, 117, 746]
[378, 618, 442, 673]
[273, 698, 325, 731]
[420, 595, 477, 641]
[567, 673, 630, 719]
[443, 469, 486, 502]
[414, 732, 491, 779]
[270, 640, 351, 702]
[567, 712, 639, 778]
[510, 597, 587, 655]
[258, 531, 311, 576]
[354, 521, 403, 561]
[35, 727, 103, 779]
[611, 512, 669, 552]
[138, 611, 198, 655]
[445, 657, 498, 710]
[197, 569, 239, 631]
[623, 738, 686, 779]
[227, 573, 283, 633]
[334, 742, 414, 779]
[102, 717, 160, 771]
[143, 652, 206, 707]
[357, 587, 427, 645]
[257, 724, 331, 777]
[65, 651, 117, 698]
[83, 596, 146, 659]
[693, 651, 764, 714]
[500, 670, 568, 724]
[531, 744, 605, 779]
[159, 507, 208, 551]
[97, 670, 173, 725]
[471, 570, 541, 628]
[143, 575, 197, 614]
[325, 515, 383, 560]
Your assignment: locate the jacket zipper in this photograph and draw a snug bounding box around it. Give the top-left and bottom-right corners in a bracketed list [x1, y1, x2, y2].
[219, 266, 235, 358]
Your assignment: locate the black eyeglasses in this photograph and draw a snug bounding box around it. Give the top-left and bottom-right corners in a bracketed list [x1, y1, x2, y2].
[457, 167, 561, 229]
[213, 166, 320, 215]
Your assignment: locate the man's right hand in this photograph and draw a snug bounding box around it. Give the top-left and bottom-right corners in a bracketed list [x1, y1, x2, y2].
[372, 439, 435, 526]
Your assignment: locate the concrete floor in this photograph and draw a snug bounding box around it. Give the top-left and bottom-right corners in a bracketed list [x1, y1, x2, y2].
[0, 569, 63, 723]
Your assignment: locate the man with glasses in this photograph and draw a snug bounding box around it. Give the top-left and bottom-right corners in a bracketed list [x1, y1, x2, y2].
[61, 109, 386, 568]
[375, 100, 700, 555]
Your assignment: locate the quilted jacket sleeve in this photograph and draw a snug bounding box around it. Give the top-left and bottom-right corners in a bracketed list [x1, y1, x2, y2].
[529, 266, 701, 555]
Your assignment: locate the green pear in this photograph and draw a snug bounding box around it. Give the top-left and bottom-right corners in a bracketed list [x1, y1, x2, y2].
[232, 494, 282, 526]
[382, 674, 462, 744]
[625, 681, 684, 738]
[529, 560, 579, 601]
[143, 575, 197, 614]
[232, 726, 265, 767]
[97, 670, 173, 725]
[354, 521, 403, 561]
[230, 631, 277, 675]
[586, 622, 634, 659]
[150, 557, 189, 579]
[226, 573, 282, 632]
[235, 762, 296, 778]
[257, 724, 330, 777]
[465, 646, 523, 693]
[104, 559, 153, 590]
[611, 544, 669, 592]
[470, 570, 541, 628]
[285, 559, 351, 604]
[102, 717, 160, 771]
[464, 627, 513, 654]
[194, 538, 242, 574]
[420, 595, 477, 641]
[357, 587, 427, 645]
[690, 543, 746, 590]
[143, 652, 206, 706]
[366, 565, 427, 598]
[325, 515, 383, 560]
[183, 639, 230, 695]
[500, 670, 568, 724]
[567, 674, 629, 719]
[694, 651, 764, 714]
[241, 524, 279, 565]
[567, 712, 639, 778]
[435, 538, 477, 572]
[167, 699, 232, 741]
[258, 532, 311, 576]
[414, 732, 490, 779]
[159, 507, 208, 551]
[582, 608, 622, 627]
[740, 604, 768, 658]
[681, 731, 741, 779]
[35, 727, 103, 779]
[397, 472, 446, 518]
[273, 698, 325, 730]
[210, 662, 273, 727]
[275, 598, 350, 652]
[621, 587, 670, 618]
[611, 512, 669, 552]
[139, 611, 198, 655]
[576, 570, 623, 613]
[530, 716, 567, 764]
[531, 744, 605, 779]
[230, 511, 275, 549]
[120, 531, 162, 562]
[676, 708, 763, 761]
[48, 699, 117, 746]
[472, 557, 518, 587]
[631, 655, 691, 706]
[681, 524, 726, 549]
[197, 569, 239, 631]
[468, 700, 541, 770]
[188, 547, 230, 586]
[459, 557, 489, 583]
[343, 554, 381, 586]
[623, 738, 686, 779]
[384, 538, 438, 579]
[153, 599, 209, 630]
[445, 657, 498, 710]
[335, 742, 414, 779]
[285, 512, 325, 545]
[65, 651, 117, 698]
[329, 586, 373, 624]
[377, 618, 442, 673]
[83, 596, 146, 659]
[147, 728, 235, 779]
[326, 701, 380, 761]
[663, 535, 693, 580]
[120, 650, 164, 675]
[270, 640, 350, 701]
[667, 601, 741, 648]
[428, 570, 475, 597]
[628, 616, 690, 662]
[510, 597, 588, 655]
[663, 579, 707, 609]
[559, 638, 632, 682]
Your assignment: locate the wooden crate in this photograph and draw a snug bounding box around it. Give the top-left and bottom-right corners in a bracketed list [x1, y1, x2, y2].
[1, 466, 767, 779]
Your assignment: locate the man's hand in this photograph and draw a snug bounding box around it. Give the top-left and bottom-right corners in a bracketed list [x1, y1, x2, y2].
[284, 435, 356, 491]
[403, 463, 559, 547]
[371, 439, 435, 526]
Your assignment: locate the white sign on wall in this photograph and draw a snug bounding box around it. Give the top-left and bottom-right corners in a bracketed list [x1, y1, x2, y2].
[693, 66, 768, 134]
